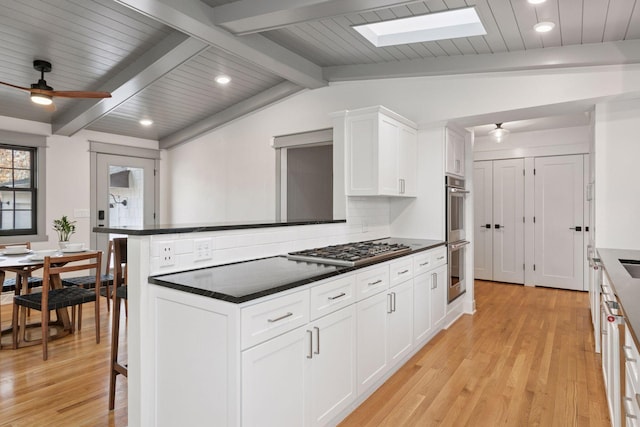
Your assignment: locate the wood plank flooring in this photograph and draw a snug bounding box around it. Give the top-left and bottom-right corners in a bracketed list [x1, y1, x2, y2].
[0, 298, 128, 427]
[339, 280, 610, 427]
[0, 280, 609, 426]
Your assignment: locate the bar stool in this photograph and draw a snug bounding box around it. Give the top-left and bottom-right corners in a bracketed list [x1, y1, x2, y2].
[109, 237, 127, 410]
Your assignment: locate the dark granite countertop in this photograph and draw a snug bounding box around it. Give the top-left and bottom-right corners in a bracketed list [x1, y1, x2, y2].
[149, 238, 445, 303]
[93, 219, 346, 235]
[597, 248, 640, 349]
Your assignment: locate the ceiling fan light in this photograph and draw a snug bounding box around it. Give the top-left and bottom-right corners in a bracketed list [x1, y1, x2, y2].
[534, 21, 555, 33]
[30, 93, 53, 105]
[215, 75, 231, 85]
[489, 123, 510, 143]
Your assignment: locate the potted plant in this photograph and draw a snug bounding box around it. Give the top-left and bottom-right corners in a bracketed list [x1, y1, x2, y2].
[53, 215, 76, 249]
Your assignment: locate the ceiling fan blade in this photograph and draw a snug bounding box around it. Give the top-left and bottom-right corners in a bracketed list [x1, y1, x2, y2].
[0, 80, 32, 92]
[47, 90, 112, 99]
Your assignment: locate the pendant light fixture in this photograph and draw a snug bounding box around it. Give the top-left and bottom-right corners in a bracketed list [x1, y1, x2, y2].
[489, 123, 510, 143]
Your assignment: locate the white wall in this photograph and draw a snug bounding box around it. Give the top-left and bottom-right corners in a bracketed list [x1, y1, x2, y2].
[0, 117, 159, 251]
[165, 64, 640, 227]
[594, 98, 640, 250]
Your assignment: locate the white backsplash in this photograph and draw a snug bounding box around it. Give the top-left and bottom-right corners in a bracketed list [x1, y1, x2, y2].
[148, 196, 392, 275]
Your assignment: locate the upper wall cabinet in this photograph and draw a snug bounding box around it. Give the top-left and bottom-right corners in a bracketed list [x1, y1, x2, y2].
[445, 128, 465, 177]
[344, 106, 417, 197]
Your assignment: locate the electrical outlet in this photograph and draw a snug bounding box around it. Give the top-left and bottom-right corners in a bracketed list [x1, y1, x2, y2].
[159, 242, 175, 267]
[194, 238, 212, 261]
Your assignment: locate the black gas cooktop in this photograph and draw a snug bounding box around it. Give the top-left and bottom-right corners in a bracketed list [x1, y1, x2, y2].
[287, 240, 411, 267]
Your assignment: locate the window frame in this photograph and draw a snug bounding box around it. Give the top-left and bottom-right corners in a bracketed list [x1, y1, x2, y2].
[0, 130, 47, 245]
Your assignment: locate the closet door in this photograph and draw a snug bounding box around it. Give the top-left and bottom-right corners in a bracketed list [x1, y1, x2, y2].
[492, 159, 525, 284]
[473, 161, 493, 280]
[533, 155, 584, 290]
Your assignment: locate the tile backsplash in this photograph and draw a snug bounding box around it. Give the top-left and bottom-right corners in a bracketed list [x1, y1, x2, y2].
[148, 196, 392, 275]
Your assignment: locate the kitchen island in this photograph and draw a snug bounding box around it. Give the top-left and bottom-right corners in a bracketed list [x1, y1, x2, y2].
[596, 248, 640, 426]
[96, 221, 464, 426]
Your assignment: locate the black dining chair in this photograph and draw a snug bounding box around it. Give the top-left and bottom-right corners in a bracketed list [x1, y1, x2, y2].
[61, 240, 114, 329]
[12, 251, 102, 360]
[109, 237, 128, 410]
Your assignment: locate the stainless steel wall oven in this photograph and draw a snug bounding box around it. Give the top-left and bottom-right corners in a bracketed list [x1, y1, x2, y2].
[446, 175, 469, 303]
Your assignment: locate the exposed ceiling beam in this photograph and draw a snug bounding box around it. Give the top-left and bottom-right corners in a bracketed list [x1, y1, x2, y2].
[53, 32, 208, 136]
[160, 81, 304, 149]
[212, 0, 419, 35]
[323, 39, 640, 82]
[114, 0, 326, 89]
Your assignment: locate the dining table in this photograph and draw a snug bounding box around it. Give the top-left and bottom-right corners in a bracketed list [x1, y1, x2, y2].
[0, 250, 75, 349]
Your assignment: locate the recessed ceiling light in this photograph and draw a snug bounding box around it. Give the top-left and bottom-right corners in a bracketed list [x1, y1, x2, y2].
[534, 21, 555, 33]
[352, 7, 486, 47]
[139, 119, 153, 126]
[215, 75, 231, 85]
[527, 0, 546, 4]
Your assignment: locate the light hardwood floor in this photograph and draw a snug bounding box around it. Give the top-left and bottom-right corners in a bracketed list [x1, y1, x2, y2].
[340, 280, 610, 427]
[0, 280, 609, 427]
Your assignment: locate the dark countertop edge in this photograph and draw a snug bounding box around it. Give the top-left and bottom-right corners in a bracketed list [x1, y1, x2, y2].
[148, 239, 446, 304]
[92, 219, 346, 235]
[597, 248, 640, 351]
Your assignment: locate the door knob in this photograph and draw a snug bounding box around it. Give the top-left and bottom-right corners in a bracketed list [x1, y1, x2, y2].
[481, 224, 491, 229]
[495, 224, 504, 229]
[569, 226, 582, 231]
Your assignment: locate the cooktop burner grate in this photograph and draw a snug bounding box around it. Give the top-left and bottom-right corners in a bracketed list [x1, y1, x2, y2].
[287, 241, 411, 266]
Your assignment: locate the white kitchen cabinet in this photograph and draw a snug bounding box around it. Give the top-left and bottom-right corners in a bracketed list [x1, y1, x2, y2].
[345, 106, 417, 197]
[445, 127, 465, 177]
[356, 290, 389, 394]
[387, 279, 414, 365]
[242, 304, 356, 427]
[413, 272, 432, 344]
[242, 326, 308, 427]
[308, 305, 357, 426]
[431, 265, 448, 328]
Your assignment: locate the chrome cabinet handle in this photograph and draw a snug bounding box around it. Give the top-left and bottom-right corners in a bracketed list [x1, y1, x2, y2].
[624, 345, 637, 362]
[419, 261, 430, 267]
[391, 292, 396, 312]
[437, 256, 445, 260]
[368, 279, 382, 286]
[449, 188, 470, 194]
[399, 178, 406, 194]
[268, 312, 293, 323]
[455, 159, 460, 173]
[431, 272, 437, 290]
[328, 292, 346, 300]
[307, 330, 313, 359]
[314, 326, 320, 355]
[387, 293, 393, 314]
[398, 269, 409, 275]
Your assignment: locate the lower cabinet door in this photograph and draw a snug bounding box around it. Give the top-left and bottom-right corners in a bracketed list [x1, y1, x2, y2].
[356, 291, 389, 394]
[242, 326, 308, 427]
[387, 279, 414, 365]
[308, 305, 357, 427]
[413, 272, 432, 344]
[431, 265, 447, 327]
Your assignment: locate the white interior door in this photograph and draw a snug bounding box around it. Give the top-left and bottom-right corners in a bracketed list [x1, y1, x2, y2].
[533, 155, 584, 290]
[492, 159, 524, 284]
[94, 154, 156, 263]
[473, 161, 493, 280]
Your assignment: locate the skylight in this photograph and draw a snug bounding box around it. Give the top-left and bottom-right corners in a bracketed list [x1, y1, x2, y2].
[353, 7, 486, 47]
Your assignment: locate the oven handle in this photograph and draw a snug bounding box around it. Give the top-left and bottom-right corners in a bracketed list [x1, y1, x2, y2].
[449, 188, 470, 194]
[449, 241, 470, 250]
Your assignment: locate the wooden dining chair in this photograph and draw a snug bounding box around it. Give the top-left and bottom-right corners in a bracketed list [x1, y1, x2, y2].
[0, 242, 43, 293]
[12, 251, 102, 360]
[109, 237, 127, 410]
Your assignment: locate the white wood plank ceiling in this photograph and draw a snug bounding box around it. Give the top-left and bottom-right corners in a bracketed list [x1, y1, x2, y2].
[0, 0, 638, 147]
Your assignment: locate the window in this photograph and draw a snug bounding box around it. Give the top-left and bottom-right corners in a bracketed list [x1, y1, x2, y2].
[0, 145, 36, 235]
[0, 130, 46, 244]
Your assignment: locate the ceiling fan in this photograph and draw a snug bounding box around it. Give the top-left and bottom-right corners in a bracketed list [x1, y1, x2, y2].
[0, 60, 111, 109]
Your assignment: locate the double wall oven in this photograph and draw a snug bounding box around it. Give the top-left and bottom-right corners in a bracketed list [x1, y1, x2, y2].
[446, 175, 469, 303]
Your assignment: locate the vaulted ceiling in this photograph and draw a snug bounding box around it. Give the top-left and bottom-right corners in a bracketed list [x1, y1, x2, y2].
[0, 0, 639, 148]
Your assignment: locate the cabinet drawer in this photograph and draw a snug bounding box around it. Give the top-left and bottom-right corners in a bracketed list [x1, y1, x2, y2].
[413, 252, 432, 276]
[431, 247, 447, 269]
[310, 274, 356, 320]
[356, 265, 389, 300]
[241, 290, 309, 349]
[390, 257, 413, 288]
